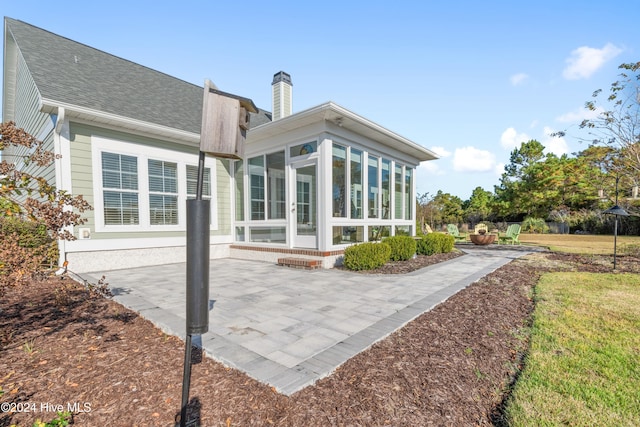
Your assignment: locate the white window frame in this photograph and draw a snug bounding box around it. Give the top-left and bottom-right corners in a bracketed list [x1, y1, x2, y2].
[91, 136, 218, 232]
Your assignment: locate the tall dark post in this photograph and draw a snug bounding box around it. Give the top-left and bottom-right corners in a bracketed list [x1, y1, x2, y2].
[178, 82, 257, 427]
[180, 151, 209, 427]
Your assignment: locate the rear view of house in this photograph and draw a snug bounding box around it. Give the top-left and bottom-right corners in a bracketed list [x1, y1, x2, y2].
[2, 17, 438, 273]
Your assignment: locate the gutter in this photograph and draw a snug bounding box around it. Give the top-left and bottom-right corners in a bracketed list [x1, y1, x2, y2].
[41, 98, 200, 145]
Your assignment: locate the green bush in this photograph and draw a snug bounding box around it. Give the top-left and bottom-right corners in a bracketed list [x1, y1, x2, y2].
[521, 217, 549, 234]
[0, 217, 59, 283]
[382, 235, 416, 261]
[416, 233, 455, 255]
[0, 216, 51, 248]
[343, 242, 391, 271]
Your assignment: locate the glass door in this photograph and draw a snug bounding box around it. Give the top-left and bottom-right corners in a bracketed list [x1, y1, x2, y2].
[293, 163, 317, 248]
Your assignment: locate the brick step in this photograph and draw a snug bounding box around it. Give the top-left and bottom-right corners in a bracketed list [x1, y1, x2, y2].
[277, 257, 322, 270]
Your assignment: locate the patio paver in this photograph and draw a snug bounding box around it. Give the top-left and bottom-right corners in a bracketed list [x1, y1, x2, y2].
[85, 247, 536, 395]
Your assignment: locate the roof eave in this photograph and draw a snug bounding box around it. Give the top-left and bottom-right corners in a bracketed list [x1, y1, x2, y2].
[249, 102, 438, 162]
[41, 99, 200, 145]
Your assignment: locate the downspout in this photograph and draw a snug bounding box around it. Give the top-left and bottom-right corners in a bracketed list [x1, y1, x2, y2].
[52, 107, 69, 267]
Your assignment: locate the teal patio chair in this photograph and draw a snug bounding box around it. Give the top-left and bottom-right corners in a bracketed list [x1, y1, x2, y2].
[446, 224, 467, 242]
[499, 223, 521, 245]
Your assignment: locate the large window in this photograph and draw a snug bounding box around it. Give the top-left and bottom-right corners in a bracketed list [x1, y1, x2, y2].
[405, 167, 413, 220]
[267, 151, 286, 219]
[247, 151, 286, 221]
[148, 159, 178, 225]
[186, 165, 211, 199]
[332, 144, 347, 217]
[249, 156, 265, 220]
[234, 160, 244, 221]
[101, 152, 139, 225]
[330, 143, 415, 242]
[381, 159, 391, 219]
[395, 164, 403, 219]
[350, 149, 363, 219]
[368, 155, 379, 218]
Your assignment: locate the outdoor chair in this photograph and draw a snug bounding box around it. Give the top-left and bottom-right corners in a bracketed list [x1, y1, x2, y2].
[474, 223, 488, 234]
[446, 224, 467, 242]
[499, 223, 521, 245]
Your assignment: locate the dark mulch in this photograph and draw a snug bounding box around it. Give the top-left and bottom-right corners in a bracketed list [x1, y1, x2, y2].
[1, 251, 639, 427]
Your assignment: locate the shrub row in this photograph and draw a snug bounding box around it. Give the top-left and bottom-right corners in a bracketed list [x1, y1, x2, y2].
[416, 233, 455, 255]
[343, 241, 391, 271]
[384, 235, 416, 261]
[343, 233, 455, 271]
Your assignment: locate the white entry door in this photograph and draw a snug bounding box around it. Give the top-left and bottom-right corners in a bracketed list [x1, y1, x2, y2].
[292, 162, 317, 248]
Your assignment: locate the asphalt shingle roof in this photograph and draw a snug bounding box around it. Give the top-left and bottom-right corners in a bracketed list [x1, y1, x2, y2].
[5, 18, 269, 134]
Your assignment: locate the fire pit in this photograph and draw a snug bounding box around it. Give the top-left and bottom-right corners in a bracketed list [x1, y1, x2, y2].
[470, 233, 496, 245]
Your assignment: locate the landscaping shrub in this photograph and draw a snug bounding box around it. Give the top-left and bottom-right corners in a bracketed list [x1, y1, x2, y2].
[0, 216, 51, 248]
[0, 217, 59, 287]
[417, 233, 455, 255]
[343, 242, 391, 271]
[521, 217, 549, 234]
[382, 235, 416, 261]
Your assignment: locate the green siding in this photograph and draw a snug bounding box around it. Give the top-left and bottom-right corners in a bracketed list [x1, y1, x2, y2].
[5, 52, 56, 200]
[214, 159, 232, 235]
[68, 128, 95, 229]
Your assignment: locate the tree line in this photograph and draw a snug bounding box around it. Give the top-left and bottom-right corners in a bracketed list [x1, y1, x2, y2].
[418, 61, 640, 235]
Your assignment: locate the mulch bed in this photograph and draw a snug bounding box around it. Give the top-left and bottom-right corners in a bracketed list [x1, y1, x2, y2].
[1, 251, 639, 426]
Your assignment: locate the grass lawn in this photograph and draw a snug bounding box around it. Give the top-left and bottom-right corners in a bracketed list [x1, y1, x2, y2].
[519, 234, 640, 255]
[505, 272, 640, 426]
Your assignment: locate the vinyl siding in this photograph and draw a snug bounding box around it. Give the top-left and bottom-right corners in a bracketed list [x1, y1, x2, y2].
[214, 159, 231, 235]
[5, 50, 56, 194]
[68, 127, 95, 230]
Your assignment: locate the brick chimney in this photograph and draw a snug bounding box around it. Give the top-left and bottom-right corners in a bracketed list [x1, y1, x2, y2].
[272, 71, 292, 120]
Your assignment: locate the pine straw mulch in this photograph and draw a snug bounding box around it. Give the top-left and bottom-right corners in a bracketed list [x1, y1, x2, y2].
[1, 250, 639, 427]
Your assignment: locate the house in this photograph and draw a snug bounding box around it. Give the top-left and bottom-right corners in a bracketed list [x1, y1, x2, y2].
[2, 17, 438, 273]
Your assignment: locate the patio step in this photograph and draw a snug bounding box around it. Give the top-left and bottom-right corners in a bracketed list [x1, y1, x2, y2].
[277, 257, 322, 270]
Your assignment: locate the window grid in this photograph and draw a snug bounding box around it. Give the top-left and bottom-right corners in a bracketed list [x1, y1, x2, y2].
[186, 165, 211, 199]
[101, 152, 139, 225]
[148, 159, 178, 225]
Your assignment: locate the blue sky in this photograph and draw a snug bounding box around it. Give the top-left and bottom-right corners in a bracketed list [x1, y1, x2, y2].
[3, 1, 639, 200]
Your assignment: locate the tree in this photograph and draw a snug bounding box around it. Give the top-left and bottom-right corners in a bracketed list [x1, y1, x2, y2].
[1, 121, 91, 285]
[416, 192, 434, 233]
[464, 186, 494, 224]
[430, 190, 464, 227]
[494, 140, 548, 218]
[578, 62, 640, 175]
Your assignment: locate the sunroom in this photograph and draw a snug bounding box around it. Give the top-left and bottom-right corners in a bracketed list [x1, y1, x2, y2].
[230, 102, 438, 266]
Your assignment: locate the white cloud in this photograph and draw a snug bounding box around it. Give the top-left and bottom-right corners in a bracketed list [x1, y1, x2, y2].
[510, 73, 529, 86]
[494, 162, 505, 176]
[542, 126, 569, 156]
[562, 43, 622, 80]
[419, 160, 445, 175]
[453, 146, 497, 172]
[556, 106, 603, 123]
[500, 127, 530, 150]
[430, 146, 452, 157]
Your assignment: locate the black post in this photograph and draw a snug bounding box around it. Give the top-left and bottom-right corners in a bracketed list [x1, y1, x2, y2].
[613, 216, 618, 270]
[179, 334, 192, 427]
[180, 150, 210, 427]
